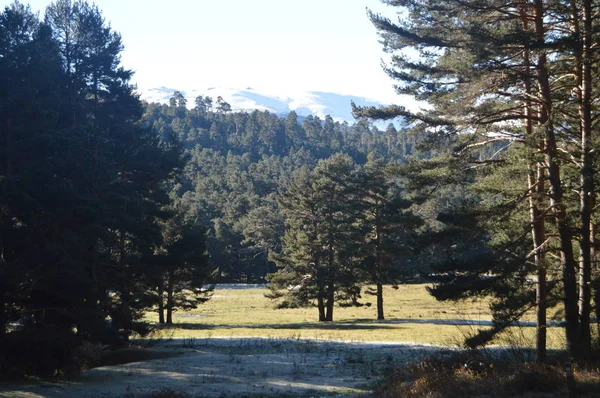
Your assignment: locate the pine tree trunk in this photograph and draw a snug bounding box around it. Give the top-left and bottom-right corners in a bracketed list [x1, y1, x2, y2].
[534, 0, 580, 359]
[591, 224, 600, 341]
[158, 289, 165, 324]
[574, 0, 594, 355]
[325, 281, 334, 322]
[529, 168, 547, 362]
[376, 283, 384, 320]
[536, 265, 547, 361]
[324, 244, 335, 322]
[120, 289, 131, 341]
[527, 156, 547, 365]
[166, 275, 174, 324]
[5, 118, 12, 176]
[521, 21, 547, 360]
[166, 293, 173, 324]
[0, 237, 6, 338]
[543, 92, 580, 359]
[316, 257, 326, 321]
[375, 205, 385, 321]
[579, 224, 592, 354]
[0, 294, 5, 338]
[318, 295, 326, 322]
[529, 88, 547, 363]
[116, 230, 131, 339]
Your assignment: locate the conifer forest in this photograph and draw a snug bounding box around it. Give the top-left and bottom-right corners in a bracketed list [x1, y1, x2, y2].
[1, 0, 600, 392]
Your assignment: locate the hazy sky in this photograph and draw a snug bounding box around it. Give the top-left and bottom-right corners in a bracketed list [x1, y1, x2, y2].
[12, 0, 400, 103]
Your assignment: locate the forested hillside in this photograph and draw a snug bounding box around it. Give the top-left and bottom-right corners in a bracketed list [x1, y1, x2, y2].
[141, 94, 421, 284]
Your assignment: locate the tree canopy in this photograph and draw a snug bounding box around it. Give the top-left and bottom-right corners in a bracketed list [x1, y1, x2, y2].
[355, 0, 600, 361]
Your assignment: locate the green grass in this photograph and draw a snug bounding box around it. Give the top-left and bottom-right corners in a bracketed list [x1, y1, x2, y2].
[141, 284, 565, 348]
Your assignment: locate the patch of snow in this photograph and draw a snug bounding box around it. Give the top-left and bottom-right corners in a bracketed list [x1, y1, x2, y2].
[139, 86, 403, 127]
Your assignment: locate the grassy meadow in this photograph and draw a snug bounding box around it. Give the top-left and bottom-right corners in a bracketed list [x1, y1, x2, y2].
[142, 284, 566, 349]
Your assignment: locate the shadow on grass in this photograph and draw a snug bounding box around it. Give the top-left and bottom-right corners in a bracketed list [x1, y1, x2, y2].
[100, 348, 184, 367]
[156, 316, 549, 332]
[158, 318, 402, 331]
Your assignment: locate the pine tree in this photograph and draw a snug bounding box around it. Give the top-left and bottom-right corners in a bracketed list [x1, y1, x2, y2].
[153, 208, 213, 324]
[353, 0, 582, 359]
[268, 154, 362, 321]
[0, 0, 64, 345]
[216, 95, 231, 113]
[0, 1, 182, 376]
[358, 154, 423, 320]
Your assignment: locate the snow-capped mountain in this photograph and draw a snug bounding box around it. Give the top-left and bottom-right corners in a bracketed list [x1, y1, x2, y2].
[141, 86, 388, 124]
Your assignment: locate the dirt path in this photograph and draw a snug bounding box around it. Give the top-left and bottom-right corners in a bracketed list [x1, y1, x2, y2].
[0, 338, 450, 398]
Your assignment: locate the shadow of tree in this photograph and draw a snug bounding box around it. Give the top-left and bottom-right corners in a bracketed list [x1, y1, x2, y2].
[156, 316, 534, 332]
[159, 319, 401, 331]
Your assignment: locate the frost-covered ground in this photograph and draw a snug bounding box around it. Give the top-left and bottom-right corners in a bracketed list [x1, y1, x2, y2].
[0, 338, 455, 398]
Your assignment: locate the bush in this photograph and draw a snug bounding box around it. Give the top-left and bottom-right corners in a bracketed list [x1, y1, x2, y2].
[0, 326, 79, 379]
[74, 341, 104, 371]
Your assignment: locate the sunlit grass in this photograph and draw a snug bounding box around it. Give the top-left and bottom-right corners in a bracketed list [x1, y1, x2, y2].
[141, 284, 565, 349]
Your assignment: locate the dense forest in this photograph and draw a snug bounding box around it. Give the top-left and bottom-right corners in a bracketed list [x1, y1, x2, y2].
[2, 0, 600, 381]
[141, 93, 426, 281]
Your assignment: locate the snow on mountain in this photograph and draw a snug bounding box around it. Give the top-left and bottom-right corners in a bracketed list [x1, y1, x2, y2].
[141, 86, 389, 124]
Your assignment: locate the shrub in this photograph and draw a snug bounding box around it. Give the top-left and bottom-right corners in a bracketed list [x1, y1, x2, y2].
[0, 325, 79, 379]
[373, 350, 570, 397]
[74, 341, 104, 371]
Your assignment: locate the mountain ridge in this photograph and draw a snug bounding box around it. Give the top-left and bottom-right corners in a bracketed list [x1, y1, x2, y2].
[141, 86, 388, 124]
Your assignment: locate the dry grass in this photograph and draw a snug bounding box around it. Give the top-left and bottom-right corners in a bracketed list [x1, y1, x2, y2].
[140, 284, 565, 349]
[125, 387, 191, 398]
[373, 350, 600, 397]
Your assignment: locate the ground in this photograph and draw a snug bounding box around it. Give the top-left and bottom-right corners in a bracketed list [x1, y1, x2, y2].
[0, 284, 565, 397]
[0, 338, 450, 397]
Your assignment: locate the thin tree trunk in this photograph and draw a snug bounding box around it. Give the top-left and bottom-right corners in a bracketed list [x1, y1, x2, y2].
[166, 275, 174, 324]
[120, 289, 131, 341]
[117, 230, 131, 339]
[529, 167, 547, 362]
[543, 89, 580, 360]
[591, 224, 600, 336]
[534, 0, 580, 359]
[325, 281, 334, 322]
[376, 282, 384, 320]
[325, 242, 335, 322]
[158, 289, 165, 324]
[520, 13, 547, 360]
[4, 118, 12, 176]
[574, 0, 594, 354]
[315, 256, 326, 322]
[0, 295, 5, 338]
[317, 295, 326, 322]
[0, 236, 6, 338]
[375, 204, 385, 321]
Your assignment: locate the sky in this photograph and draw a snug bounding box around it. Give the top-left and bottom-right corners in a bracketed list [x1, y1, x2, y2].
[10, 0, 401, 104]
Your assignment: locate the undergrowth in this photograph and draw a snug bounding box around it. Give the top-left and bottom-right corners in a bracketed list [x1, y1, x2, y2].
[373, 350, 600, 397]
